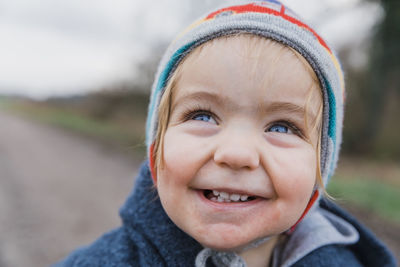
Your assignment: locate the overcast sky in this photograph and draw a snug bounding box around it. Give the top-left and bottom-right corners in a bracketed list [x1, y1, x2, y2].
[0, 0, 382, 99]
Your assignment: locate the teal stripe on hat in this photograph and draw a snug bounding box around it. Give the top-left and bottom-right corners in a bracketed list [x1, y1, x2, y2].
[146, 41, 196, 145]
[324, 78, 336, 142]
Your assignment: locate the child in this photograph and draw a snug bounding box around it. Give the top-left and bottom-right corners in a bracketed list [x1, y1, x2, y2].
[55, 1, 396, 266]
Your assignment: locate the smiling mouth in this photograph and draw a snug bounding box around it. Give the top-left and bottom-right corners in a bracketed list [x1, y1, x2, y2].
[203, 190, 257, 203]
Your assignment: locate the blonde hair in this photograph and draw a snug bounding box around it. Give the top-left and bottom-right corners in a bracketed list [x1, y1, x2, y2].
[152, 34, 326, 193]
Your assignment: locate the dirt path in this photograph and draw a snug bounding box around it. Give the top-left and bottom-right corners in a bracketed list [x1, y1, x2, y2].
[0, 110, 140, 267]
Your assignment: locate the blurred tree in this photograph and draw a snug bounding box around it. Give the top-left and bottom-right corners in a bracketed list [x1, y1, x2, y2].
[344, 0, 400, 158]
[364, 0, 399, 156]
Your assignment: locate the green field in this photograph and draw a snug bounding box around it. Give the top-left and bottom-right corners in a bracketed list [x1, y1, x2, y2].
[328, 174, 400, 223]
[0, 98, 147, 156]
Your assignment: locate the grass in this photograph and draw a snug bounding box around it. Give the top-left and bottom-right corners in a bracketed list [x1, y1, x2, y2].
[0, 99, 147, 157]
[328, 177, 400, 223]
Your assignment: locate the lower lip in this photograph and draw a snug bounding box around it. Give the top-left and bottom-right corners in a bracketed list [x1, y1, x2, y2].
[196, 190, 266, 210]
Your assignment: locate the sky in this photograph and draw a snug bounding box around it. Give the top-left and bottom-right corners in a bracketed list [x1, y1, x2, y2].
[0, 0, 383, 99]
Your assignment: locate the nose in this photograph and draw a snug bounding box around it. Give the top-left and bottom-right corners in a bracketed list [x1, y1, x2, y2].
[213, 129, 260, 170]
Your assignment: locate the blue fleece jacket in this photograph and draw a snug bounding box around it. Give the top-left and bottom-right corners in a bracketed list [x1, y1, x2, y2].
[53, 161, 396, 267]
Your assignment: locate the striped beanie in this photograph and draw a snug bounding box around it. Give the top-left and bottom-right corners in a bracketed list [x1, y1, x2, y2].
[146, 0, 345, 189]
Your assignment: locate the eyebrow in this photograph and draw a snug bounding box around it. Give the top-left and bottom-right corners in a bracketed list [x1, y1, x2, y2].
[263, 102, 307, 119]
[172, 91, 224, 110]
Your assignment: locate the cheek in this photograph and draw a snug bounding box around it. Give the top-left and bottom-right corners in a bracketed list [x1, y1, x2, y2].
[161, 128, 213, 181]
[162, 130, 195, 182]
[268, 146, 317, 210]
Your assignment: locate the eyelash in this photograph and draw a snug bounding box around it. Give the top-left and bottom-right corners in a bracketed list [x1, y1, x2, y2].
[268, 120, 304, 137]
[182, 107, 217, 123]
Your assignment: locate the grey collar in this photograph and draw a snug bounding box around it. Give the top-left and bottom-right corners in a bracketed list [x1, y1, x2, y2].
[272, 206, 359, 267]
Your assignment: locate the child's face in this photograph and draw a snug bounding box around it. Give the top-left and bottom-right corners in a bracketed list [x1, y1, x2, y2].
[156, 37, 321, 250]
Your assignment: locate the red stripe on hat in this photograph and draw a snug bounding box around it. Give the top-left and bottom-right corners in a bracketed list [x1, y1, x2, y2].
[206, 3, 280, 19]
[205, 4, 331, 53]
[280, 4, 285, 14]
[149, 143, 157, 184]
[280, 13, 331, 53]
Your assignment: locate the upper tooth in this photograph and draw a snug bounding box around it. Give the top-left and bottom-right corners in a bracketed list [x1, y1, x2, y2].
[210, 190, 252, 202]
[230, 194, 240, 201]
[240, 195, 248, 201]
[219, 192, 229, 199]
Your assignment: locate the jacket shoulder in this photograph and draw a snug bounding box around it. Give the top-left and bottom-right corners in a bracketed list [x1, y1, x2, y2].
[320, 199, 397, 267]
[293, 244, 363, 267]
[53, 227, 137, 267]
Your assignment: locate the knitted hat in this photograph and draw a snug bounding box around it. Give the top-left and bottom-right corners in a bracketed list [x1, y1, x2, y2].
[146, 0, 345, 190]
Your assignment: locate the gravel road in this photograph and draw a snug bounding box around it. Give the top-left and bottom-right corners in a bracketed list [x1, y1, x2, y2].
[0, 110, 140, 267]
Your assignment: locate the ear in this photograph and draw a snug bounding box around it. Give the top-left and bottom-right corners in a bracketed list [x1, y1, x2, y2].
[149, 143, 158, 185]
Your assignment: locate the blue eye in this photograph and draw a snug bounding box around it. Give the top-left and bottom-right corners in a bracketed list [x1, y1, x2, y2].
[192, 113, 217, 124]
[268, 124, 291, 134]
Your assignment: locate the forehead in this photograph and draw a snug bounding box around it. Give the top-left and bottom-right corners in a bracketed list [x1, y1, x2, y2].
[172, 35, 320, 112]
